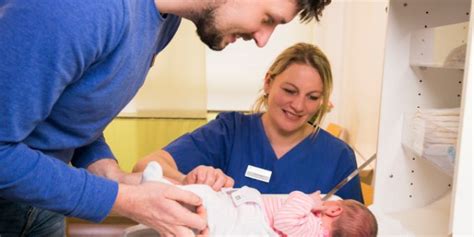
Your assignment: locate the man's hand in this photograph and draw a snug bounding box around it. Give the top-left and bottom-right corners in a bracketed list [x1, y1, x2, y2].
[183, 165, 234, 191]
[87, 159, 142, 185]
[196, 205, 209, 236]
[113, 182, 207, 237]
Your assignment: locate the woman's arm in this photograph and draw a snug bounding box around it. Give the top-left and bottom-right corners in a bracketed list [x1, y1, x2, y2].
[134, 150, 186, 183]
[135, 150, 234, 190]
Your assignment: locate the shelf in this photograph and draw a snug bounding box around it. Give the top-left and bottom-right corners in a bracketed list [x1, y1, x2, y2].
[410, 63, 464, 70]
[376, 0, 471, 235]
[410, 22, 468, 69]
[401, 108, 460, 176]
[370, 191, 451, 236]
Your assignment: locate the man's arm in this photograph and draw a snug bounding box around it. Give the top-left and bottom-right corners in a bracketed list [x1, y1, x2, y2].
[0, 141, 118, 222]
[86, 154, 207, 235]
[87, 158, 142, 185]
[111, 181, 207, 235]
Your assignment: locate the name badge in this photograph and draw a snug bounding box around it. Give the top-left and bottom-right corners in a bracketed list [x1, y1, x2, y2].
[245, 165, 272, 183]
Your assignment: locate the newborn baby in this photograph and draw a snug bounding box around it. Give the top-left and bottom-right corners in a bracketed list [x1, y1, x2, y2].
[139, 162, 377, 237]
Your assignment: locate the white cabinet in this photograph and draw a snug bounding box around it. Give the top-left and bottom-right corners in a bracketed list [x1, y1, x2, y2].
[410, 22, 468, 69]
[372, 0, 472, 236]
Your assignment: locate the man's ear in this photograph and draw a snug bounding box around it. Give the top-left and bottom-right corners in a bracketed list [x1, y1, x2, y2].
[323, 205, 343, 217]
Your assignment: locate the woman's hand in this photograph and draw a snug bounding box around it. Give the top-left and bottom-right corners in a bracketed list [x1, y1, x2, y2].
[183, 165, 234, 191]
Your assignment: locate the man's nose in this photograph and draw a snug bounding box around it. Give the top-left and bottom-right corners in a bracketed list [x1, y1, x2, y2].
[252, 26, 276, 48]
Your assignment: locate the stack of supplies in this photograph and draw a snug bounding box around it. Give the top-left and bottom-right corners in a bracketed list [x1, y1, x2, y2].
[403, 108, 460, 176]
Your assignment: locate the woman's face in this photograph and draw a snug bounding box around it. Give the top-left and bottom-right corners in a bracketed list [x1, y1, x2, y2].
[264, 63, 323, 134]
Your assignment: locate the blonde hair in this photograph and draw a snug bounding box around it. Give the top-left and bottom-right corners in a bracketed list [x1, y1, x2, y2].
[251, 42, 333, 131]
[331, 200, 378, 237]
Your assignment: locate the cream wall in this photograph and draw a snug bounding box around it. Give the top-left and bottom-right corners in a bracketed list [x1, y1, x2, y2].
[206, 20, 316, 111]
[314, 0, 389, 167]
[340, 0, 388, 162]
[120, 20, 207, 118]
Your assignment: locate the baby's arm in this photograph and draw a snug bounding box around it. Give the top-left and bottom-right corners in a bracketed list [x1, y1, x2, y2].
[309, 191, 326, 212]
[272, 191, 322, 236]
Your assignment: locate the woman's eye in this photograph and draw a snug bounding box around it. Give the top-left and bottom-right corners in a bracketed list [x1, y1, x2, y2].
[309, 95, 320, 101]
[283, 88, 295, 94]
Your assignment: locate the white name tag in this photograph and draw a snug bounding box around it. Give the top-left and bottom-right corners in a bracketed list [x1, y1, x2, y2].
[245, 165, 272, 183]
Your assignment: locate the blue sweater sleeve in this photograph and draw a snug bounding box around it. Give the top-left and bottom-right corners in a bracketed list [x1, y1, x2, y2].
[0, 0, 124, 222]
[72, 134, 116, 169]
[0, 142, 118, 222]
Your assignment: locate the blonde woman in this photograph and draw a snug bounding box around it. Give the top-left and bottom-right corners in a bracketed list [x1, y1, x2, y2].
[135, 43, 363, 202]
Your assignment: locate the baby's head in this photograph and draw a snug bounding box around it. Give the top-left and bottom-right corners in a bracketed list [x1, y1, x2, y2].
[321, 199, 378, 237]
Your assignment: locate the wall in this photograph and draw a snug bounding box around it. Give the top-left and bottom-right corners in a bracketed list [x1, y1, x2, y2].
[112, 0, 389, 171]
[120, 20, 207, 118]
[104, 118, 206, 172]
[315, 0, 389, 167]
[206, 20, 316, 111]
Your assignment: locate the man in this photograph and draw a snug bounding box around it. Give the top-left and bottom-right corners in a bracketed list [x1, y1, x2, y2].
[0, 0, 331, 236]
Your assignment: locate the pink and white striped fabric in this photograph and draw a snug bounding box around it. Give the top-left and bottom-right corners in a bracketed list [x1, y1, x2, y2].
[262, 191, 329, 237]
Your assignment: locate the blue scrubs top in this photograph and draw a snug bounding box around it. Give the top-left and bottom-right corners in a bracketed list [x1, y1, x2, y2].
[165, 112, 364, 203]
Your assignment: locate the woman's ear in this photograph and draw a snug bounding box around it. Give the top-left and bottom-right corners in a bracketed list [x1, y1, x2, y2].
[323, 205, 343, 217]
[263, 73, 273, 94]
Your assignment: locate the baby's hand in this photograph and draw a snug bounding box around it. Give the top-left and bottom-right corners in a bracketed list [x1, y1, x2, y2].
[310, 191, 326, 212]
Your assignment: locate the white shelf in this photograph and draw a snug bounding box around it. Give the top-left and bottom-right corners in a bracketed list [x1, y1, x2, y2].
[401, 108, 460, 176]
[410, 63, 464, 70]
[370, 191, 452, 236]
[375, 0, 471, 236]
[410, 22, 468, 69]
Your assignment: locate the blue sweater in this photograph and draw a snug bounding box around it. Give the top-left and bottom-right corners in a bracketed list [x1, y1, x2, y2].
[0, 0, 180, 222]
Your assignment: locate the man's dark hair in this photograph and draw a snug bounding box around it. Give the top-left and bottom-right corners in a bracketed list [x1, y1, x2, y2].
[297, 0, 332, 22]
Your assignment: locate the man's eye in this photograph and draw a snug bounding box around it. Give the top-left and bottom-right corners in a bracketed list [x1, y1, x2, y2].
[263, 17, 274, 25]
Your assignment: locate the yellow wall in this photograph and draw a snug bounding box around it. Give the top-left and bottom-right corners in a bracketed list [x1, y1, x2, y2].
[104, 117, 206, 172]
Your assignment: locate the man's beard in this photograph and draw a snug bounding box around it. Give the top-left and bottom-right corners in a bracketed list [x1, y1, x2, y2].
[194, 8, 225, 51]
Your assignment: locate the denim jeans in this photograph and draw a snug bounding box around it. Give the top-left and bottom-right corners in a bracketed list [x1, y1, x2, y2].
[0, 198, 65, 237]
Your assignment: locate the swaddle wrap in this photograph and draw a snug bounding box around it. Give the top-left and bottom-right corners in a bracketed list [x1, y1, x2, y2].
[143, 162, 278, 236]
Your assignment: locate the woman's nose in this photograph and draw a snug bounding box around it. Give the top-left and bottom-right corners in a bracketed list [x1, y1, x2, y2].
[252, 26, 276, 48]
[290, 96, 305, 112]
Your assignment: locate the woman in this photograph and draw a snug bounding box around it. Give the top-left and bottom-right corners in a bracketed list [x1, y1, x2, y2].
[134, 43, 363, 202]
